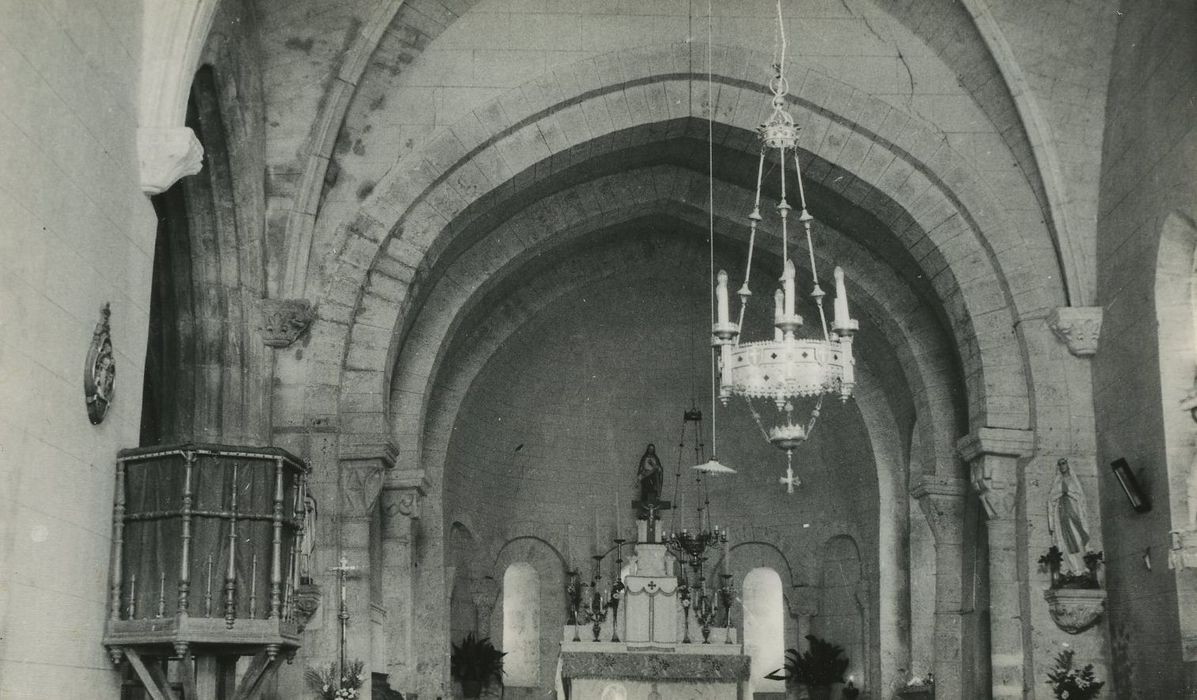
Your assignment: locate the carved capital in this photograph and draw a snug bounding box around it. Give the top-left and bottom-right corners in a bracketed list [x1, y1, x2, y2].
[381, 470, 428, 538]
[787, 585, 819, 619]
[258, 298, 315, 348]
[970, 459, 1017, 520]
[1048, 306, 1103, 357]
[956, 428, 1032, 520]
[138, 127, 203, 194]
[911, 476, 969, 545]
[339, 449, 393, 517]
[470, 576, 499, 614]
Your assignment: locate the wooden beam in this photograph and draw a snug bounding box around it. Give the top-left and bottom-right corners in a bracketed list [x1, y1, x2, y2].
[230, 650, 281, 700]
[125, 649, 180, 700]
[177, 653, 198, 700]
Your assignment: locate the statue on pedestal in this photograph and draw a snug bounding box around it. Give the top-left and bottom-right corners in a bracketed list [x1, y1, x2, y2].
[637, 444, 663, 507]
[1047, 458, 1092, 574]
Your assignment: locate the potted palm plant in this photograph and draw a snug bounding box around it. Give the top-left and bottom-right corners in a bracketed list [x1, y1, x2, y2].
[765, 634, 850, 700]
[450, 633, 505, 698]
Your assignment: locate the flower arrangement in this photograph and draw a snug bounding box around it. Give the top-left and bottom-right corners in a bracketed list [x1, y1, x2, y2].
[765, 635, 850, 700]
[451, 633, 505, 698]
[1038, 546, 1104, 589]
[905, 673, 935, 688]
[305, 660, 366, 700]
[1046, 649, 1104, 700]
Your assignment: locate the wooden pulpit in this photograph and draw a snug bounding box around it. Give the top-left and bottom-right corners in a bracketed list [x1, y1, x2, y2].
[104, 444, 309, 700]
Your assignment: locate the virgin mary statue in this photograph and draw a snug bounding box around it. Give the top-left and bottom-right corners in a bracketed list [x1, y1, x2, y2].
[1047, 458, 1092, 574]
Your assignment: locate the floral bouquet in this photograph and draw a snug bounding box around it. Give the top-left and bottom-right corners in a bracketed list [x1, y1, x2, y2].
[305, 660, 366, 700]
[1046, 650, 1104, 700]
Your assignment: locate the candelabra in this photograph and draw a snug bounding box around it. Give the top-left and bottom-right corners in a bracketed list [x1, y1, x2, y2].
[719, 573, 736, 643]
[678, 578, 693, 644]
[692, 576, 719, 644]
[584, 555, 608, 642]
[610, 539, 625, 642]
[566, 569, 584, 640]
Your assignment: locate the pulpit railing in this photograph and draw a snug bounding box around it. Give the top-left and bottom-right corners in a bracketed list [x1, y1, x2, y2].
[104, 444, 310, 699]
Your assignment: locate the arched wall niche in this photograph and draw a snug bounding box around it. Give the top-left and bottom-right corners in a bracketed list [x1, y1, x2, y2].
[743, 568, 787, 694]
[816, 535, 869, 690]
[502, 562, 541, 688]
[487, 537, 568, 698]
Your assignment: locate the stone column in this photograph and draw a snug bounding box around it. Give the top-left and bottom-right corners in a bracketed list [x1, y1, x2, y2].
[958, 428, 1035, 700]
[910, 475, 969, 699]
[470, 576, 499, 638]
[337, 443, 393, 700]
[379, 469, 428, 693]
[787, 590, 818, 652]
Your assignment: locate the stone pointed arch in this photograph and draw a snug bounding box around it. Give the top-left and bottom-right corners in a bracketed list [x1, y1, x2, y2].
[302, 47, 1048, 460]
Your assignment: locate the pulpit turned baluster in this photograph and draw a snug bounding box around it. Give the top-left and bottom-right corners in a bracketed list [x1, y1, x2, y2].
[104, 444, 309, 700]
[269, 456, 284, 620]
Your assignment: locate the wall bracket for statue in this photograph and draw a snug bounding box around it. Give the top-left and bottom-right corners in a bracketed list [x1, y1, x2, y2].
[1043, 588, 1106, 634]
[84, 303, 115, 425]
[291, 582, 322, 631]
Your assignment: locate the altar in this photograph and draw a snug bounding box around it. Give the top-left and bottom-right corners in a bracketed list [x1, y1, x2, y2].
[558, 541, 750, 699]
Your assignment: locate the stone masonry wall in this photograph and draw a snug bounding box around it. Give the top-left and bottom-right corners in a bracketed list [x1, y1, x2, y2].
[1094, 2, 1197, 698]
[0, 2, 156, 698]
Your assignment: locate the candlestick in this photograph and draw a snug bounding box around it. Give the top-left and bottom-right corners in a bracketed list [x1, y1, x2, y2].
[613, 490, 620, 542]
[716, 270, 730, 325]
[783, 259, 796, 317]
[774, 289, 785, 340]
[834, 266, 849, 326]
[593, 500, 601, 555]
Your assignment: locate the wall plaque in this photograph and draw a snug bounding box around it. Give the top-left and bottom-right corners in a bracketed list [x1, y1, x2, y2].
[84, 303, 115, 425]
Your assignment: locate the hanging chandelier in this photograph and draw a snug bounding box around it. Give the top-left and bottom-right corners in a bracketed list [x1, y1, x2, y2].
[711, 3, 857, 491]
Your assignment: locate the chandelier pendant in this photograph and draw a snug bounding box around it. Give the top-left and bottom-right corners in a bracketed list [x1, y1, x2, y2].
[711, 54, 858, 483]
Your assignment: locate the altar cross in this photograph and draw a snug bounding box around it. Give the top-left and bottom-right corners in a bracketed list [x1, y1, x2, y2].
[633, 500, 671, 542]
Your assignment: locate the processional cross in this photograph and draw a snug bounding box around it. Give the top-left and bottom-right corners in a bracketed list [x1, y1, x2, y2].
[329, 556, 361, 681]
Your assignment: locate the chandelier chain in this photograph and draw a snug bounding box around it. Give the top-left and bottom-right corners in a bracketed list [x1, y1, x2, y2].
[707, 0, 718, 460]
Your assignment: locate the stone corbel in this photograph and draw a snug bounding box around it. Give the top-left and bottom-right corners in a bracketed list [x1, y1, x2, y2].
[138, 0, 219, 194]
[138, 127, 204, 194]
[258, 298, 315, 348]
[1047, 306, 1103, 357]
